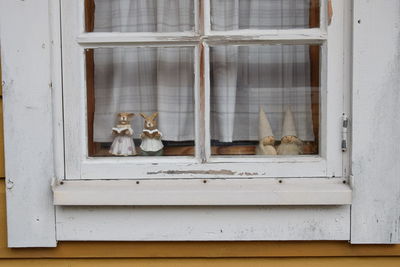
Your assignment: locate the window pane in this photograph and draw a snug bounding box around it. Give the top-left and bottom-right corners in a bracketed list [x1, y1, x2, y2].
[86, 0, 195, 32]
[211, 0, 320, 31]
[209, 45, 320, 156]
[87, 47, 195, 157]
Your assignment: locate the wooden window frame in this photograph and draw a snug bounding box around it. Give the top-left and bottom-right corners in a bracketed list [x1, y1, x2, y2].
[57, 0, 351, 205]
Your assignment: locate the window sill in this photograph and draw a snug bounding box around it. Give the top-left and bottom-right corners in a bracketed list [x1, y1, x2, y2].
[52, 178, 352, 206]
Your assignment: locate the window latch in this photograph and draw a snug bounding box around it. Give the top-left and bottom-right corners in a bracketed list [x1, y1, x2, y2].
[341, 114, 349, 152]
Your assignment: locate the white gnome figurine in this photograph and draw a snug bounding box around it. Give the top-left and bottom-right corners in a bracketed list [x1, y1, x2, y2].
[277, 108, 303, 155]
[140, 112, 164, 156]
[109, 112, 137, 156]
[256, 106, 277, 155]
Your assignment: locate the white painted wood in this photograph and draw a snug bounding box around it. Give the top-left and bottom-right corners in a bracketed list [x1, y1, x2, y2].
[50, 0, 65, 182]
[320, 0, 328, 32]
[324, 0, 347, 177]
[79, 158, 328, 179]
[56, 205, 350, 241]
[53, 178, 351, 206]
[203, 0, 211, 35]
[203, 43, 211, 161]
[77, 32, 200, 47]
[194, 45, 202, 160]
[0, 0, 58, 247]
[194, 0, 200, 33]
[77, 31, 326, 47]
[351, 0, 400, 244]
[341, 0, 353, 178]
[62, 0, 85, 179]
[205, 29, 327, 44]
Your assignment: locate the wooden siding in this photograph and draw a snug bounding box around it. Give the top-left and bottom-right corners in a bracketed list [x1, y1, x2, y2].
[0, 258, 399, 267]
[0, 67, 399, 262]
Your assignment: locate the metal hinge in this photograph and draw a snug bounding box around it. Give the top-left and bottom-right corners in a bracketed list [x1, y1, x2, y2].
[341, 114, 349, 152]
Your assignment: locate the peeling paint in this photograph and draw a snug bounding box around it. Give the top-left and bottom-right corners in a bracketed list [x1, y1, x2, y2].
[6, 178, 14, 190]
[146, 170, 260, 176]
[147, 169, 237, 176]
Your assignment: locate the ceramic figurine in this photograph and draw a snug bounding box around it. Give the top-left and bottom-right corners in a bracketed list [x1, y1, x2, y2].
[277, 108, 303, 155]
[255, 106, 277, 155]
[140, 112, 164, 156]
[109, 112, 137, 156]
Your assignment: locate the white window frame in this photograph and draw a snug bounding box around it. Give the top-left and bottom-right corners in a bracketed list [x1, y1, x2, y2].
[61, 0, 348, 184]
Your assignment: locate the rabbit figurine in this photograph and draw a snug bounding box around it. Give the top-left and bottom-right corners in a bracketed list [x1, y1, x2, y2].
[109, 112, 136, 156]
[140, 112, 164, 156]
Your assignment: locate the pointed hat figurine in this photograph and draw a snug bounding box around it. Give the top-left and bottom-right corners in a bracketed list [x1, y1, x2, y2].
[256, 106, 277, 155]
[259, 106, 274, 140]
[277, 107, 303, 155]
[281, 107, 297, 137]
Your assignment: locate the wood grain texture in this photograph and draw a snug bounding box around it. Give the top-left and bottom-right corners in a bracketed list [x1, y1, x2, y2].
[0, 0, 57, 247]
[351, 0, 400, 244]
[0, 258, 399, 267]
[55, 204, 350, 241]
[85, 0, 96, 155]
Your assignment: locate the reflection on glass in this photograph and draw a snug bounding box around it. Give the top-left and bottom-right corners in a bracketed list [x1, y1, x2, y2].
[211, 0, 319, 31]
[87, 0, 195, 32]
[210, 45, 320, 156]
[87, 47, 195, 156]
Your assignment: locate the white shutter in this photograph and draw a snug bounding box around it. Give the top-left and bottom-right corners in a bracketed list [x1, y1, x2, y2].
[351, 0, 400, 244]
[0, 0, 60, 247]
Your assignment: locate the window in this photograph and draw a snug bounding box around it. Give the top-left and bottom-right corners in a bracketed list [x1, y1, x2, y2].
[61, 0, 346, 181]
[50, 0, 347, 215]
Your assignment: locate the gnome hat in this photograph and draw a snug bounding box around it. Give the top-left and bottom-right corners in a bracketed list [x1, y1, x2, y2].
[282, 107, 297, 137]
[259, 106, 274, 139]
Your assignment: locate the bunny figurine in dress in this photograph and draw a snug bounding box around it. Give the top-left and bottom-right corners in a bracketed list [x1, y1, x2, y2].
[109, 112, 137, 156]
[140, 112, 164, 156]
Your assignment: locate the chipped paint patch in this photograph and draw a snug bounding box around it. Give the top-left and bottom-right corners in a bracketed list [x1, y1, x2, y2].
[147, 170, 260, 176]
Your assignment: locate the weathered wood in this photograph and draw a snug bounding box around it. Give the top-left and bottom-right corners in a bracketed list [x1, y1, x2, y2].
[53, 178, 351, 206]
[56, 205, 350, 241]
[2, 258, 400, 266]
[351, 0, 400, 244]
[0, 0, 57, 247]
[0, 180, 392, 258]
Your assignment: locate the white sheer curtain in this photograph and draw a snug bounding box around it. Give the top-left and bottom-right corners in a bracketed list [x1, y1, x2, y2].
[93, 0, 195, 142]
[92, 0, 315, 143]
[210, 0, 314, 142]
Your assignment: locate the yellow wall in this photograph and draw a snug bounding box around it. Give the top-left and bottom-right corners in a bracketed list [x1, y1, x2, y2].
[0, 73, 399, 265]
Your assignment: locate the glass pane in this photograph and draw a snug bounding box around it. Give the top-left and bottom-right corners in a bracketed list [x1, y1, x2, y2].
[211, 0, 320, 31]
[86, 0, 195, 32]
[209, 45, 320, 156]
[87, 47, 195, 157]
